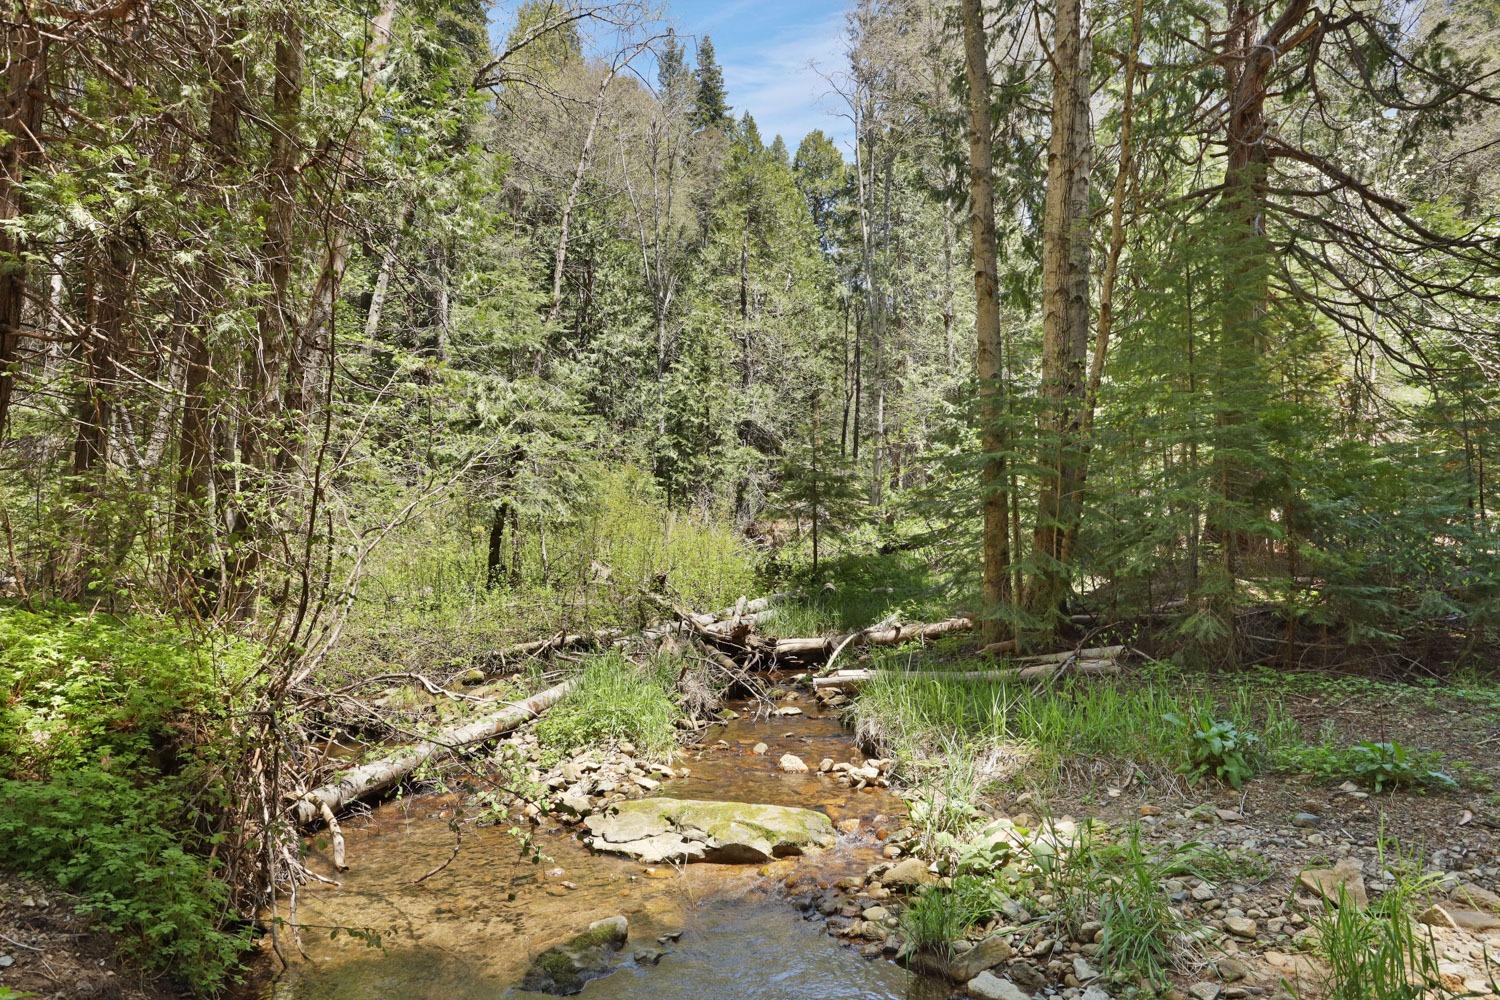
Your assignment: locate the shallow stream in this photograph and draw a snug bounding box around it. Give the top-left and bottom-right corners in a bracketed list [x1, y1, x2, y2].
[249, 699, 949, 1000]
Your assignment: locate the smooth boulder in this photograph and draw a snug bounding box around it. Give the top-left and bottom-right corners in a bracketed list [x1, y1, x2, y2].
[584, 797, 835, 864]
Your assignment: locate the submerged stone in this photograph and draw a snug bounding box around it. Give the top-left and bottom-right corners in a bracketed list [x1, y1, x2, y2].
[520, 915, 629, 995]
[583, 798, 836, 864]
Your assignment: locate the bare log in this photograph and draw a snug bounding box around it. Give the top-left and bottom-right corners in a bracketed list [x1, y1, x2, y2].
[1013, 645, 1125, 664]
[292, 675, 578, 826]
[812, 658, 1119, 690]
[770, 617, 974, 662]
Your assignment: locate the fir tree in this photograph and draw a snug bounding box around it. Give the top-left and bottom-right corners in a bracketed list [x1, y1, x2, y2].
[693, 35, 731, 128]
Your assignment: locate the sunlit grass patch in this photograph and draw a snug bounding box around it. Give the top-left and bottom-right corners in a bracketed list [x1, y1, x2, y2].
[533, 650, 682, 764]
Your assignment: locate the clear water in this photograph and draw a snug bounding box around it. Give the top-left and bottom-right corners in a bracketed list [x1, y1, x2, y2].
[251, 700, 949, 1000]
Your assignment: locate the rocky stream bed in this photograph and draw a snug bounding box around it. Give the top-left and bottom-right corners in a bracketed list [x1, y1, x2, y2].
[238, 676, 1500, 1000]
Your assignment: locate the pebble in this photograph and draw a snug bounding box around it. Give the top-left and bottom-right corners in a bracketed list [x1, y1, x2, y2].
[752, 742, 768, 755]
[1224, 916, 1258, 939]
[1189, 983, 1221, 1000]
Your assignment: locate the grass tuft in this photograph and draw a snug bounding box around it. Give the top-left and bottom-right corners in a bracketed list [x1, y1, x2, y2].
[533, 650, 682, 764]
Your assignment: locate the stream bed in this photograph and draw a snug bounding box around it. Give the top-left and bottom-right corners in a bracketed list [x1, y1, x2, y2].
[249, 699, 950, 1000]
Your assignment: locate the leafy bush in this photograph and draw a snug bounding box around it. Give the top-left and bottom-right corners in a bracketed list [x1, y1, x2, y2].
[0, 768, 247, 990]
[1277, 737, 1458, 793]
[533, 650, 682, 763]
[1164, 712, 1261, 788]
[0, 605, 256, 992]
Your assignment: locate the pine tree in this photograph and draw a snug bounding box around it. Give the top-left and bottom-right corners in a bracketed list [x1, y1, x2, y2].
[693, 35, 731, 128]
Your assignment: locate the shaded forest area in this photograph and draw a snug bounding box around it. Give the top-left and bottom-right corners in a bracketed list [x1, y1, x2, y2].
[1, 0, 1498, 996]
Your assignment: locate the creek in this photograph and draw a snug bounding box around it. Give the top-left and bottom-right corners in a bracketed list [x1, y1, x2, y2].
[248, 696, 950, 1000]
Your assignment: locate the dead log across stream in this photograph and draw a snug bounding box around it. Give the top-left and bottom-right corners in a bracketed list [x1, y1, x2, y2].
[749, 617, 975, 663]
[291, 676, 579, 827]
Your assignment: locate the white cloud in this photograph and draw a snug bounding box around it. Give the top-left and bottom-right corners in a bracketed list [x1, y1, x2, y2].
[710, 8, 854, 152]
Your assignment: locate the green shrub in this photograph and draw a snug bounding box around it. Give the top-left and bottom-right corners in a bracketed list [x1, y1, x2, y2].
[0, 605, 256, 993]
[0, 768, 248, 990]
[1164, 711, 1261, 788]
[533, 650, 682, 763]
[1277, 737, 1458, 792]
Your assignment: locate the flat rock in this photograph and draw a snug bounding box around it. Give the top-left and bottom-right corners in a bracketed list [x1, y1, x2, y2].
[1299, 859, 1368, 909]
[1424, 904, 1500, 932]
[1454, 883, 1500, 913]
[521, 915, 629, 995]
[947, 934, 1015, 981]
[882, 857, 937, 888]
[1188, 983, 1220, 1000]
[966, 970, 1031, 1000]
[584, 798, 835, 864]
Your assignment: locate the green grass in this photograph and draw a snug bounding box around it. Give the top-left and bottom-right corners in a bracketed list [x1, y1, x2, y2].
[533, 650, 683, 764]
[1304, 838, 1446, 1000]
[897, 875, 1008, 958]
[851, 655, 1468, 793]
[764, 548, 955, 635]
[336, 465, 760, 682]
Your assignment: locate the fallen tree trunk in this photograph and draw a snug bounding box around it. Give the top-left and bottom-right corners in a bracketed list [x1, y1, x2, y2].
[761, 617, 974, 663]
[1014, 644, 1125, 664]
[812, 658, 1120, 690]
[292, 675, 579, 827]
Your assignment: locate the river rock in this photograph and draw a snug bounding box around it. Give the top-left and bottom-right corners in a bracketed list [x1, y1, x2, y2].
[1299, 858, 1368, 909]
[1224, 916, 1258, 939]
[966, 970, 1031, 1000]
[946, 933, 1016, 981]
[780, 753, 809, 773]
[584, 798, 836, 864]
[878, 856, 935, 888]
[520, 915, 629, 995]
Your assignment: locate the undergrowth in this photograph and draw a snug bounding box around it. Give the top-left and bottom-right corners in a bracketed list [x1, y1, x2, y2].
[0, 605, 257, 993]
[852, 653, 1464, 793]
[533, 650, 682, 764]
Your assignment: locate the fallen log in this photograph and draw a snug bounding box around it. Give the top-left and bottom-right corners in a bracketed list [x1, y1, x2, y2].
[1013, 645, 1125, 664]
[811, 658, 1120, 690]
[292, 675, 579, 827]
[767, 617, 974, 662]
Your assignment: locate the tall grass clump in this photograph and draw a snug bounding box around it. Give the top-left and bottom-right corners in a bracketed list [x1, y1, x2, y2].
[1301, 835, 1445, 1000]
[898, 875, 1007, 957]
[533, 650, 682, 763]
[852, 656, 1309, 786]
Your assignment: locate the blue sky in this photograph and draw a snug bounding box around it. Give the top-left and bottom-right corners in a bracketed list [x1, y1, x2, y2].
[490, 2, 854, 153]
[669, 1, 853, 152]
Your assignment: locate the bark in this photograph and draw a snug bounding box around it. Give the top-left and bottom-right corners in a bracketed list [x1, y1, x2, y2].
[1062, 0, 1142, 566]
[757, 617, 974, 662]
[0, 18, 46, 438]
[547, 66, 615, 325]
[960, 0, 1013, 642]
[1031, 0, 1092, 624]
[177, 15, 245, 592]
[292, 676, 579, 826]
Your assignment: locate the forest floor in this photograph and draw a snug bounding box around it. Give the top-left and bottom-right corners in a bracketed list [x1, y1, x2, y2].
[810, 649, 1500, 1000]
[0, 874, 187, 1000]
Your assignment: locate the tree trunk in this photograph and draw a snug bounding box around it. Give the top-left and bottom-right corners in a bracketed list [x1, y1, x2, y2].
[961, 0, 1013, 643]
[1030, 0, 1091, 627]
[548, 67, 615, 325]
[0, 19, 47, 438]
[1062, 0, 1142, 567]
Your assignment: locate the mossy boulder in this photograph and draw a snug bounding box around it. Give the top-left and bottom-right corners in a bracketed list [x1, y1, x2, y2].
[584, 798, 836, 864]
[519, 915, 629, 995]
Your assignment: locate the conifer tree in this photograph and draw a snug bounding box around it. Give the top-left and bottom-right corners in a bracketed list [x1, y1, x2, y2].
[693, 35, 731, 128]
